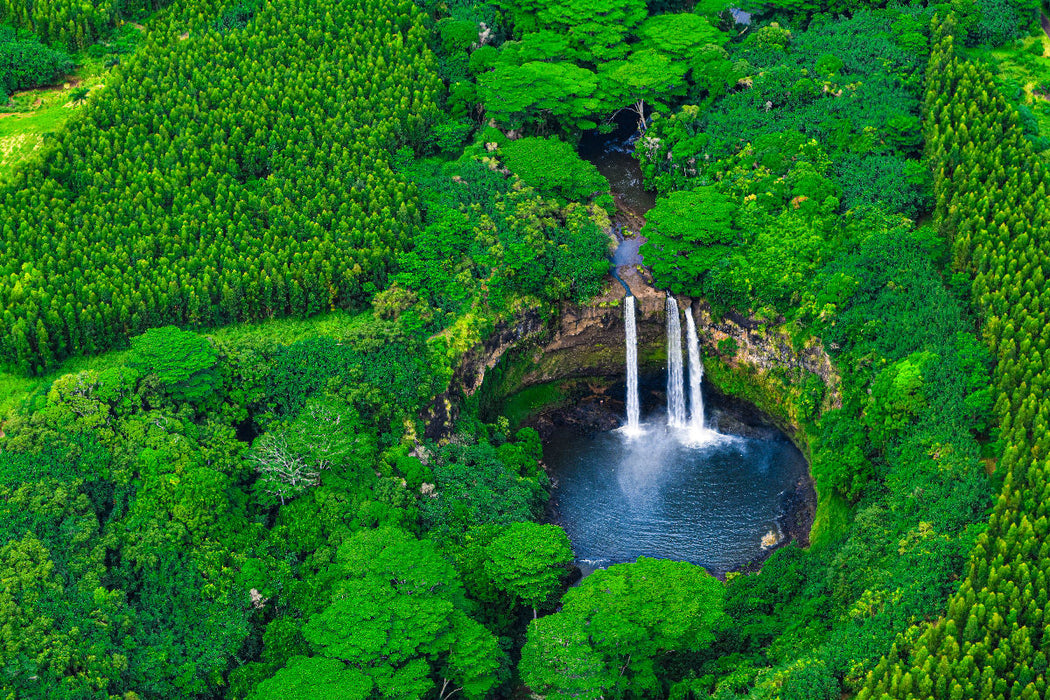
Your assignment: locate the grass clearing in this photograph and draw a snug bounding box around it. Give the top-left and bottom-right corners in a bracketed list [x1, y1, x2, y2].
[206, 309, 374, 347]
[0, 57, 113, 180]
[970, 31, 1050, 156]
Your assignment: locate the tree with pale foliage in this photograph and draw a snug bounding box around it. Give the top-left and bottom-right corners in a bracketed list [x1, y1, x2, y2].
[248, 399, 368, 505]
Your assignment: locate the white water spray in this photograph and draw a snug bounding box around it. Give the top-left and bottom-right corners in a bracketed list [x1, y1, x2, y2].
[666, 296, 687, 427]
[685, 309, 705, 431]
[624, 296, 641, 435]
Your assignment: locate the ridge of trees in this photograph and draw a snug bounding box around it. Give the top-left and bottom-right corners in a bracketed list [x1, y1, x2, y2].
[858, 15, 1050, 700]
[0, 0, 443, 375]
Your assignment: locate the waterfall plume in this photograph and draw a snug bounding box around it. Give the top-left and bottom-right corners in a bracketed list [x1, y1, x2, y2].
[624, 295, 641, 435]
[666, 296, 686, 427]
[685, 308, 705, 431]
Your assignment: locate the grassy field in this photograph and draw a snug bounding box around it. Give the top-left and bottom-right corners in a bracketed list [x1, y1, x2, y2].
[206, 309, 373, 347]
[0, 58, 115, 181]
[970, 29, 1050, 155]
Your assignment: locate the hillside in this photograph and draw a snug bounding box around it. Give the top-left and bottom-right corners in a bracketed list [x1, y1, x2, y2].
[0, 0, 1047, 698]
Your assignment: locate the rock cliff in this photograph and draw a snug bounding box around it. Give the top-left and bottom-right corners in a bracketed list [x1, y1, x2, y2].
[424, 266, 840, 441]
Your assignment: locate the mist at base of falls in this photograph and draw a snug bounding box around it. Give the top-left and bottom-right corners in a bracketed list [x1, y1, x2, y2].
[543, 385, 809, 574]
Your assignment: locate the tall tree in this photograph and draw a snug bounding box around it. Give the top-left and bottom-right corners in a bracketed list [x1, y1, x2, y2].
[484, 521, 573, 617]
[520, 557, 725, 697]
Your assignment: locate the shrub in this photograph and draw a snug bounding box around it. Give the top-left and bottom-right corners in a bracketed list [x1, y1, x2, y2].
[499, 136, 609, 204]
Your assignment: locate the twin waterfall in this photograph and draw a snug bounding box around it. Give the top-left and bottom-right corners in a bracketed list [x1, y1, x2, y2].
[666, 297, 687, 426]
[622, 294, 706, 435]
[624, 296, 641, 435]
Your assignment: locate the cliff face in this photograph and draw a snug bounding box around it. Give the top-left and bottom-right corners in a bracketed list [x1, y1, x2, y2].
[696, 306, 840, 410]
[424, 266, 841, 440]
[510, 266, 667, 388]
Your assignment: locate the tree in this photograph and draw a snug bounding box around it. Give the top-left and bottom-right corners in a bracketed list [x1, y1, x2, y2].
[421, 436, 549, 536]
[535, 0, 647, 62]
[125, 552, 251, 698]
[518, 613, 613, 700]
[864, 351, 935, 448]
[500, 137, 609, 204]
[0, 26, 73, 96]
[248, 399, 370, 506]
[127, 326, 219, 402]
[494, 0, 646, 60]
[520, 557, 725, 698]
[636, 13, 726, 61]
[251, 656, 372, 700]
[599, 48, 688, 131]
[640, 187, 741, 295]
[479, 60, 603, 131]
[485, 521, 573, 616]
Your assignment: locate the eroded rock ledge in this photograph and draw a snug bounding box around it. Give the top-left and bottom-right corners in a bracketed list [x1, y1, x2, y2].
[424, 266, 841, 444]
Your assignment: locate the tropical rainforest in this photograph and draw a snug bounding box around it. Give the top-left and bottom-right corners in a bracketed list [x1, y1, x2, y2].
[0, 0, 1046, 697]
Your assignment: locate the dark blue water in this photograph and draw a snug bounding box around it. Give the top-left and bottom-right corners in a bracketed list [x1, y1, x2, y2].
[544, 410, 809, 573]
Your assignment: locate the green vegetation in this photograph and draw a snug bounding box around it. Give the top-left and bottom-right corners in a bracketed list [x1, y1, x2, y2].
[968, 33, 1050, 154]
[0, 0, 443, 374]
[0, 56, 112, 181]
[484, 522, 573, 614]
[0, 26, 71, 96]
[0, 312, 551, 698]
[0, 0, 173, 49]
[1, 0, 1048, 696]
[521, 557, 725, 698]
[619, 5, 1004, 697]
[394, 155, 610, 333]
[499, 136, 610, 206]
[252, 528, 503, 700]
[432, 0, 735, 135]
[128, 325, 220, 402]
[858, 15, 1050, 699]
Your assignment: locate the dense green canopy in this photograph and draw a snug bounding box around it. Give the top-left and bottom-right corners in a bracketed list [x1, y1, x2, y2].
[0, 0, 1045, 698]
[521, 558, 726, 697]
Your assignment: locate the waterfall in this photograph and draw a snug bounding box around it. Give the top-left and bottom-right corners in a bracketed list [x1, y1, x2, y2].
[624, 295, 641, 434]
[666, 296, 687, 427]
[685, 309, 705, 431]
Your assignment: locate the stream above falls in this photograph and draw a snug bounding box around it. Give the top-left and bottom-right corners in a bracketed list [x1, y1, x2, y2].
[578, 113, 656, 226]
